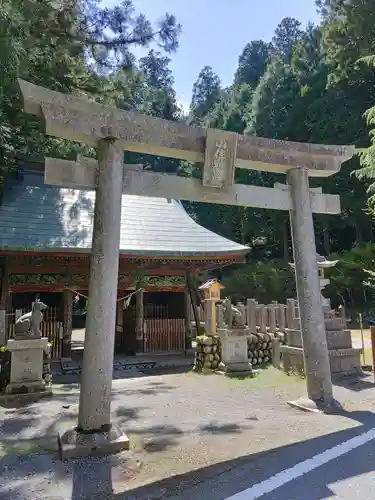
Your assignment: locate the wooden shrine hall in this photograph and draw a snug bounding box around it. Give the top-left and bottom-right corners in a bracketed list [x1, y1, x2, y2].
[0, 157, 249, 358]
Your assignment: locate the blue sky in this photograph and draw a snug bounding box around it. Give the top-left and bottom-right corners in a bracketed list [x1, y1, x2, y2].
[103, 0, 320, 111]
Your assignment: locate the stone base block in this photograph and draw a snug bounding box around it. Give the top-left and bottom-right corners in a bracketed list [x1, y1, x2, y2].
[217, 361, 253, 378]
[325, 317, 346, 331]
[58, 424, 130, 461]
[5, 380, 46, 394]
[280, 345, 305, 375]
[193, 366, 215, 375]
[285, 328, 353, 350]
[0, 385, 52, 405]
[285, 329, 303, 348]
[280, 345, 362, 377]
[329, 348, 362, 376]
[326, 330, 352, 350]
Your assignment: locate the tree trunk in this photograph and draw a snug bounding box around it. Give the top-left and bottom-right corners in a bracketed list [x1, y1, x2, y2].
[355, 223, 363, 244]
[369, 223, 373, 242]
[323, 225, 330, 255]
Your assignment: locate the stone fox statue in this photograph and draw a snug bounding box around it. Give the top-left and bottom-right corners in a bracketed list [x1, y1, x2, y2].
[14, 299, 48, 338]
[222, 297, 244, 327]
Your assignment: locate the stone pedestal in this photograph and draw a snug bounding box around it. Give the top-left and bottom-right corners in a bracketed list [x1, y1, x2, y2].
[5, 337, 50, 395]
[324, 308, 361, 375]
[217, 327, 252, 377]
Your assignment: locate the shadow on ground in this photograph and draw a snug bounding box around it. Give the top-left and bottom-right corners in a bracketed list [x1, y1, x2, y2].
[2, 409, 375, 500]
[0, 379, 177, 460]
[332, 372, 375, 392]
[52, 362, 191, 385]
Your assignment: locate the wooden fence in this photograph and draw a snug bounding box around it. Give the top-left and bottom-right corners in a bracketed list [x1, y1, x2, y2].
[142, 304, 184, 353]
[144, 318, 185, 353]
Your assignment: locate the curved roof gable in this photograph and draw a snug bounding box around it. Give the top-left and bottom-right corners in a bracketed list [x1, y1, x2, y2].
[0, 174, 249, 257]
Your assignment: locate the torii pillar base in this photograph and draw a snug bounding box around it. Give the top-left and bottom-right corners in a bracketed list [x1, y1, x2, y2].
[287, 396, 343, 414]
[58, 424, 129, 461]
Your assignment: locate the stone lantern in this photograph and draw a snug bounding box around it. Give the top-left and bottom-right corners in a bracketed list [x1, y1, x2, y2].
[289, 254, 338, 312]
[283, 254, 362, 377]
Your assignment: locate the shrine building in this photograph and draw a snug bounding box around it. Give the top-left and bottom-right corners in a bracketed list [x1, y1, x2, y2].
[0, 157, 249, 358]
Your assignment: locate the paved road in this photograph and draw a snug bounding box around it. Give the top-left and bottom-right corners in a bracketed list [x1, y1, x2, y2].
[226, 427, 375, 500]
[128, 419, 375, 500]
[259, 441, 375, 500]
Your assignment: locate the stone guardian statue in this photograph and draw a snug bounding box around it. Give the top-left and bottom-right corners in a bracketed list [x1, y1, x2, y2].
[14, 298, 48, 339]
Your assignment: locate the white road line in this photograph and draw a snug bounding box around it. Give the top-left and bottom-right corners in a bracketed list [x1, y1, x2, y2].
[226, 427, 375, 500]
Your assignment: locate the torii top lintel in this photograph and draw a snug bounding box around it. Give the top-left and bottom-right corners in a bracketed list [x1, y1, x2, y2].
[18, 79, 354, 178]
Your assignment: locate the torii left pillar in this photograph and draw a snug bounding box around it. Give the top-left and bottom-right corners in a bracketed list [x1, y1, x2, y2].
[58, 139, 130, 459]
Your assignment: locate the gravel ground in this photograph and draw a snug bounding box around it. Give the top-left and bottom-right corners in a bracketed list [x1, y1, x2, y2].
[1, 368, 375, 499]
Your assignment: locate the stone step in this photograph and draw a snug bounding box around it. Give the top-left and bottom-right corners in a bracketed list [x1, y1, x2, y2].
[285, 328, 303, 348]
[325, 317, 347, 331]
[280, 344, 362, 376]
[326, 330, 352, 350]
[285, 328, 353, 350]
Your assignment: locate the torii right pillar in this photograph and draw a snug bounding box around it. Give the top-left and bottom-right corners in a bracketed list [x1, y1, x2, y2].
[287, 167, 336, 412]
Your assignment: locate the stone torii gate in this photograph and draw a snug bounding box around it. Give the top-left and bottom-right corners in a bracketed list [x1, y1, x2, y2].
[18, 79, 354, 458]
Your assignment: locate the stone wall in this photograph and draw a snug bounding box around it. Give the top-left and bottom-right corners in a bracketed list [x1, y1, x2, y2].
[247, 333, 273, 367]
[193, 335, 221, 372]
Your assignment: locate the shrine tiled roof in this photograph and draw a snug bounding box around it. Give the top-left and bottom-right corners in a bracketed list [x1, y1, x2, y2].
[0, 173, 249, 258]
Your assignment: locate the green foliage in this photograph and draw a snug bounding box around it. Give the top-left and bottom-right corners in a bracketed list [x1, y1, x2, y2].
[272, 17, 303, 62]
[324, 244, 375, 309]
[189, 66, 221, 123]
[245, 57, 301, 140]
[319, 0, 375, 84]
[221, 260, 296, 304]
[208, 84, 253, 133]
[0, 0, 182, 182]
[234, 41, 271, 88]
